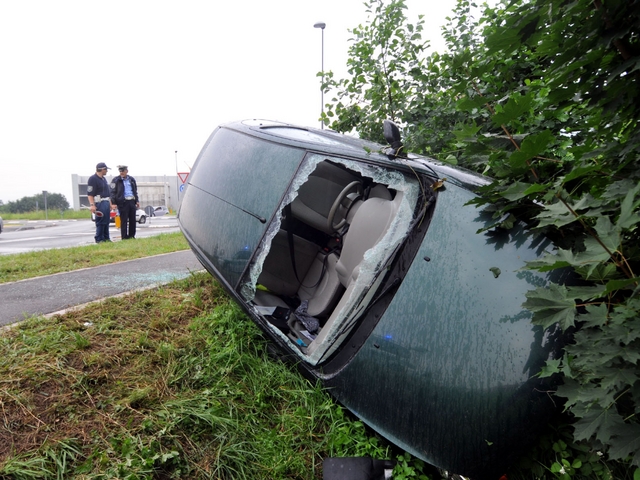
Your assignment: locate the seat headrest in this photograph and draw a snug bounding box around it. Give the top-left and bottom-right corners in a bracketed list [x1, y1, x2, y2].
[335, 197, 397, 287]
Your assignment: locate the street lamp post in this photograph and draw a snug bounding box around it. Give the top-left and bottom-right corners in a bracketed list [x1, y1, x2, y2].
[314, 22, 326, 129]
[174, 150, 179, 208]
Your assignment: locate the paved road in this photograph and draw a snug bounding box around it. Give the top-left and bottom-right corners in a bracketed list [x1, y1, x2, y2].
[0, 217, 180, 255]
[0, 250, 204, 327]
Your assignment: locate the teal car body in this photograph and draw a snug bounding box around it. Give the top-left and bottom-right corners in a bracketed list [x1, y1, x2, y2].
[178, 120, 564, 478]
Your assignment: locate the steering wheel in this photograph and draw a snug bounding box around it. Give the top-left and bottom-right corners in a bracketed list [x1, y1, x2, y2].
[327, 181, 364, 232]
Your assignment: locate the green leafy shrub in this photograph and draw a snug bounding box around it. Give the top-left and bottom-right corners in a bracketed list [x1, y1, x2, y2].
[324, 0, 640, 471]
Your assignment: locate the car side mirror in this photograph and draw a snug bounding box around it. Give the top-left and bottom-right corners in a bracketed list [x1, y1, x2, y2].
[383, 120, 404, 159]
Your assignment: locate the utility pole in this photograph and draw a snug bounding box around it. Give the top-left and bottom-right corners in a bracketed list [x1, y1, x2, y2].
[43, 190, 48, 220]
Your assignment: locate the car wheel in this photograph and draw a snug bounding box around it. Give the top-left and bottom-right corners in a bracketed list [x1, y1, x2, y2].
[138, 215, 146, 224]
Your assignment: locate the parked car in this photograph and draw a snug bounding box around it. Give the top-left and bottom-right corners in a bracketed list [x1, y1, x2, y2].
[136, 209, 146, 224]
[178, 120, 566, 478]
[0, 215, 3, 234]
[108, 209, 147, 224]
[152, 206, 169, 216]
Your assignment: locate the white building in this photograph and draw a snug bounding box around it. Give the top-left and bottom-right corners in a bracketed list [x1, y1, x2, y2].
[71, 174, 184, 212]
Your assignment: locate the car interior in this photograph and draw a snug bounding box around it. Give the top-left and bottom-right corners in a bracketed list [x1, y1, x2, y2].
[245, 156, 420, 365]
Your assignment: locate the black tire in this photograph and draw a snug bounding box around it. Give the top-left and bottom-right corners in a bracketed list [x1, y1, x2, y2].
[138, 215, 146, 224]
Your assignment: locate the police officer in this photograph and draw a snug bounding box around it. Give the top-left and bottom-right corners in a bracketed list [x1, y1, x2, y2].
[110, 165, 140, 240]
[88, 162, 114, 243]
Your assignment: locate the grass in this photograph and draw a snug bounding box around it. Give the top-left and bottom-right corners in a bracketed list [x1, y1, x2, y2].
[0, 273, 398, 479]
[0, 232, 189, 283]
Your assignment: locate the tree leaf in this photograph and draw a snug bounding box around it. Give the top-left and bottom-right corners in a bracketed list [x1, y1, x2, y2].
[577, 237, 617, 273]
[485, 25, 521, 54]
[573, 193, 606, 212]
[572, 405, 608, 441]
[500, 181, 534, 201]
[585, 216, 620, 252]
[603, 179, 639, 202]
[508, 150, 534, 173]
[599, 368, 640, 392]
[492, 93, 533, 126]
[453, 123, 482, 143]
[595, 411, 629, 445]
[581, 304, 609, 328]
[556, 378, 582, 408]
[606, 423, 640, 464]
[526, 249, 574, 272]
[523, 284, 577, 330]
[617, 182, 640, 230]
[538, 357, 562, 378]
[562, 164, 601, 184]
[456, 95, 489, 111]
[605, 278, 640, 294]
[523, 183, 547, 196]
[520, 130, 554, 157]
[575, 262, 617, 282]
[566, 285, 607, 301]
[535, 201, 577, 229]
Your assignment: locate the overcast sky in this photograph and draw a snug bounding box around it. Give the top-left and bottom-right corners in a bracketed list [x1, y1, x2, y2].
[0, 0, 457, 205]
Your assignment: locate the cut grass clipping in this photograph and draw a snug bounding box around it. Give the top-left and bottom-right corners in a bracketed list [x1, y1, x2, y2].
[0, 272, 404, 479]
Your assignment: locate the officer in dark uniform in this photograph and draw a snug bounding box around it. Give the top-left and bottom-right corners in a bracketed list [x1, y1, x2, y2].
[110, 165, 140, 240]
[87, 162, 114, 243]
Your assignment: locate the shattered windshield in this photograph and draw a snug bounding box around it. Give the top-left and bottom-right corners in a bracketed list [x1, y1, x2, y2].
[241, 153, 420, 365]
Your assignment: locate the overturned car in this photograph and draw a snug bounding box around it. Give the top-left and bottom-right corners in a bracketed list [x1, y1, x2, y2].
[178, 119, 563, 478]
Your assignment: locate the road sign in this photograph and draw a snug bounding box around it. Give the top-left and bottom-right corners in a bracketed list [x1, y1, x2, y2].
[178, 172, 189, 183]
[179, 184, 186, 193]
